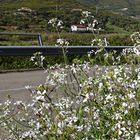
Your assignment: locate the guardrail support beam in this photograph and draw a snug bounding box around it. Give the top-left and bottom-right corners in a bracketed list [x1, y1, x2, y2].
[0, 46, 132, 56]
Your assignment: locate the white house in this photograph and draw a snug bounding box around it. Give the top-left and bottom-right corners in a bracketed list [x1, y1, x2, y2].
[71, 25, 104, 33]
[71, 25, 87, 32]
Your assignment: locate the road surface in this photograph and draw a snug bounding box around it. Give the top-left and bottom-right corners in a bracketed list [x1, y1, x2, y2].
[0, 70, 46, 102]
[0, 66, 107, 103]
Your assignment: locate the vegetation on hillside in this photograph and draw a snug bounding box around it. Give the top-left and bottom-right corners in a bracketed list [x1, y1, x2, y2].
[78, 0, 140, 16]
[0, 0, 140, 33]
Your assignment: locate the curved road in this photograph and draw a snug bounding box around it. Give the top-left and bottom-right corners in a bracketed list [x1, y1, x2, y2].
[0, 70, 46, 102]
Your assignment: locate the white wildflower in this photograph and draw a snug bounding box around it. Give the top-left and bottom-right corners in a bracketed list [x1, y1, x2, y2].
[135, 133, 140, 140]
[56, 38, 69, 46]
[80, 19, 86, 24]
[48, 18, 63, 28]
[25, 85, 32, 89]
[82, 11, 91, 18]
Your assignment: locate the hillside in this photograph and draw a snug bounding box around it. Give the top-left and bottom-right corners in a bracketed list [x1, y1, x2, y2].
[0, 0, 83, 10]
[77, 0, 140, 16]
[0, 0, 86, 31]
[0, 0, 140, 33]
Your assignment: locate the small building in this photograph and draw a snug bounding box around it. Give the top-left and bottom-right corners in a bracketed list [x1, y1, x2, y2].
[71, 25, 104, 33]
[71, 25, 87, 32]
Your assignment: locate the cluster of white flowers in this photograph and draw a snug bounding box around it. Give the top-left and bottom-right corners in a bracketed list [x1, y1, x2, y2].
[45, 66, 67, 86]
[56, 38, 69, 46]
[48, 18, 63, 28]
[122, 48, 140, 56]
[82, 11, 91, 18]
[80, 19, 86, 24]
[81, 11, 99, 31]
[1, 11, 140, 140]
[88, 19, 98, 29]
[131, 32, 140, 47]
[30, 52, 45, 67]
[91, 38, 107, 47]
[1, 56, 140, 139]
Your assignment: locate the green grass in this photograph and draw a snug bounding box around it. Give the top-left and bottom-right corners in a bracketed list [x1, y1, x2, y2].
[0, 32, 133, 46]
[44, 32, 133, 46]
[106, 22, 130, 34]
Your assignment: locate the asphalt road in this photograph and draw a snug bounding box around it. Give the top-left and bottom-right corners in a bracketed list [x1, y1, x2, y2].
[0, 66, 107, 103]
[0, 70, 46, 102]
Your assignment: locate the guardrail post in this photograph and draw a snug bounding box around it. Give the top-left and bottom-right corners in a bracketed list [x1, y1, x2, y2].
[38, 34, 43, 46]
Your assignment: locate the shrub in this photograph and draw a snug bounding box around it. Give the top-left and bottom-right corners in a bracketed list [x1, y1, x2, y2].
[0, 11, 140, 140]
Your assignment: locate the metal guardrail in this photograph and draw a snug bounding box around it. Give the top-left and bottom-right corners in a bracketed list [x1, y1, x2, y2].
[0, 32, 43, 46]
[0, 46, 132, 56]
[0, 32, 133, 56]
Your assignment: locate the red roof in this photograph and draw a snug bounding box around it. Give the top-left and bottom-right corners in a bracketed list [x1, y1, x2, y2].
[76, 25, 87, 28]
